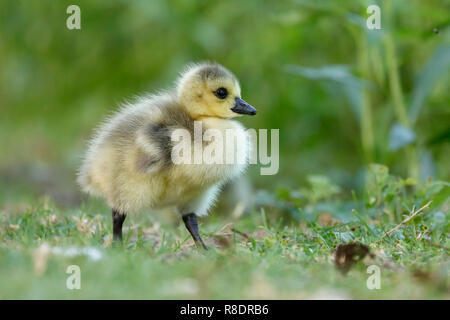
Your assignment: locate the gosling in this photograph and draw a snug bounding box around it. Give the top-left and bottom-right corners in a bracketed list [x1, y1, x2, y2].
[77, 62, 257, 249]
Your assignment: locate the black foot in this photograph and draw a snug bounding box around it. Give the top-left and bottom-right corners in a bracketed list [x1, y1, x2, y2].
[112, 209, 127, 242]
[182, 213, 208, 250]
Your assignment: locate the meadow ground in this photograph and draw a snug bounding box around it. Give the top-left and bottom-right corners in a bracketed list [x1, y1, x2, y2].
[1, 166, 448, 299]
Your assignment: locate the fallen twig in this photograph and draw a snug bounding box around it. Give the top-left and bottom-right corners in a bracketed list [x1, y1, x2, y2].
[383, 201, 432, 238]
[231, 227, 250, 240]
[425, 240, 450, 253]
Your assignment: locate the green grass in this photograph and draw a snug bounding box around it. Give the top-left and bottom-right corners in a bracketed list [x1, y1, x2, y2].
[1, 165, 448, 299]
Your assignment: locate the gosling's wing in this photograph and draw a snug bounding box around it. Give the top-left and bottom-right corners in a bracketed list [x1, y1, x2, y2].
[134, 93, 194, 173]
[135, 122, 173, 173]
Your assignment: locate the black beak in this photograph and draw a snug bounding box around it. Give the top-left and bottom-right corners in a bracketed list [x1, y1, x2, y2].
[231, 98, 257, 115]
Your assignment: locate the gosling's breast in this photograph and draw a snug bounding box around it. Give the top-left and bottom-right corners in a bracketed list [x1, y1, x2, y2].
[168, 117, 249, 188]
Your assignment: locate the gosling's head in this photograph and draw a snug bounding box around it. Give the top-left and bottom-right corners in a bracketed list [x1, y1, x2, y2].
[176, 62, 256, 119]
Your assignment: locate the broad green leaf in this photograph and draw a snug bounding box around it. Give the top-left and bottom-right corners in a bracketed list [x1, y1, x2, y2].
[286, 64, 367, 120]
[388, 123, 416, 151]
[409, 45, 450, 124]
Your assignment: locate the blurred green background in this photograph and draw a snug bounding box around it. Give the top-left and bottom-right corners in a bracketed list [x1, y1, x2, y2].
[0, 0, 449, 209]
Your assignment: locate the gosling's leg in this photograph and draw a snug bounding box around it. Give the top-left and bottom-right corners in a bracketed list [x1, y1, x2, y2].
[182, 213, 208, 250]
[112, 209, 127, 242]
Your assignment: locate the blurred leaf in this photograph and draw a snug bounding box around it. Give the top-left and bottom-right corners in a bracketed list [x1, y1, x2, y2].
[286, 64, 368, 120]
[418, 180, 450, 198]
[301, 175, 341, 204]
[347, 13, 366, 29]
[388, 123, 416, 151]
[419, 151, 436, 181]
[286, 64, 354, 81]
[334, 231, 355, 242]
[391, 229, 405, 240]
[365, 164, 403, 209]
[409, 45, 450, 124]
[429, 211, 448, 231]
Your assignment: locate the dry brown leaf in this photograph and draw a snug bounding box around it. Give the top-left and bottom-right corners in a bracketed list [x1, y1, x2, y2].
[335, 242, 371, 274]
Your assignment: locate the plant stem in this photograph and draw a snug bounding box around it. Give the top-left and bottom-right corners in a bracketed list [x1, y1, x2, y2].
[384, 34, 408, 127]
[383, 0, 419, 180]
[358, 30, 375, 162]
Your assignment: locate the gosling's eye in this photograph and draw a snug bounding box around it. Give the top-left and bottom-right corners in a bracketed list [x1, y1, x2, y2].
[214, 87, 228, 99]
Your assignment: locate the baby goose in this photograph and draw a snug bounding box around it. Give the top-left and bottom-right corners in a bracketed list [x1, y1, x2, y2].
[77, 62, 256, 249]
